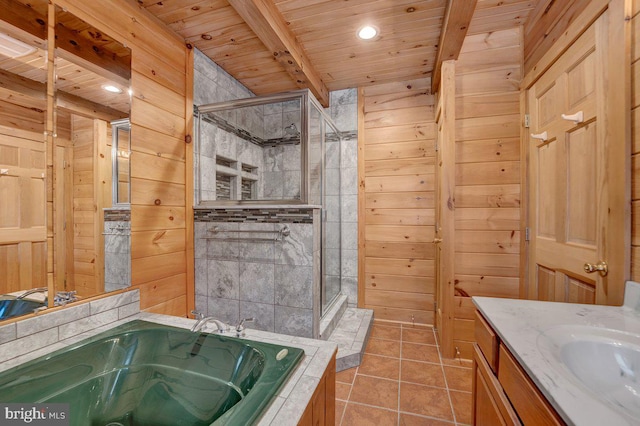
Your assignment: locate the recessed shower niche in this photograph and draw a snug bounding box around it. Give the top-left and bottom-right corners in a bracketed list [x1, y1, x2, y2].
[194, 90, 343, 338]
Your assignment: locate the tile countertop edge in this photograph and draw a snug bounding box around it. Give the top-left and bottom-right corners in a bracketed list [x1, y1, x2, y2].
[472, 290, 640, 426]
[0, 312, 337, 426]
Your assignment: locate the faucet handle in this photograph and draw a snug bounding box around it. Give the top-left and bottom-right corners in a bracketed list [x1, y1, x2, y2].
[235, 318, 254, 337]
[190, 310, 204, 320]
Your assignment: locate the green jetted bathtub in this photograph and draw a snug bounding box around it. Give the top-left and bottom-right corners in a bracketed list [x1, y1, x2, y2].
[0, 320, 304, 425]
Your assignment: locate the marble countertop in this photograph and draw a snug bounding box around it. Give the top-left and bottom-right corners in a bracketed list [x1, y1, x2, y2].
[0, 312, 337, 426]
[473, 282, 640, 426]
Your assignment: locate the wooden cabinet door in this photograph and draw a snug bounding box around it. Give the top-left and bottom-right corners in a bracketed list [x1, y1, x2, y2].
[472, 344, 520, 426]
[527, 8, 629, 305]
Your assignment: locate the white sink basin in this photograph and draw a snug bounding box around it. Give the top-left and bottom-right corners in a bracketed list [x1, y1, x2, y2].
[537, 325, 640, 421]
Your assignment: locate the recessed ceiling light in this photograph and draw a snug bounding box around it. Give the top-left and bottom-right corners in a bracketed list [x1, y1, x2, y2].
[103, 85, 123, 94]
[357, 26, 378, 40]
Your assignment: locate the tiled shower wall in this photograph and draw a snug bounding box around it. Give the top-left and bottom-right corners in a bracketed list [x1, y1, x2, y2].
[103, 209, 131, 293]
[193, 49, 359, 307]
[194, 209, 321, 338]
[329, 90, 358, 306]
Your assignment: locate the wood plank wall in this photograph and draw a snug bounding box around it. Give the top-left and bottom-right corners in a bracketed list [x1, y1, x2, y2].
[360, 78, 437, 325]
[632, 0, 640, 281]
[523, 0, 592, 74]
[70, 115, 106, 297]
[452, 28, 523, 358]
[0, 102, 46, 293]
[56, 0, 190, 316]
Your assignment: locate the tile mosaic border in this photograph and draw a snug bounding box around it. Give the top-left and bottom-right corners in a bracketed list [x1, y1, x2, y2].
[104, 209, 131, 222]
[195, 208, 314, 223]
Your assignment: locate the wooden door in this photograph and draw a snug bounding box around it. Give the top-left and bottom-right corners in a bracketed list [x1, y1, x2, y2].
[527, 9, 629, 305]
[0, 126, 47, 293]
[435, 61, 456, 355]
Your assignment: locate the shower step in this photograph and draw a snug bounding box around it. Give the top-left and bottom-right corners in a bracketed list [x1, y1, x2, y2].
[326, 306, 374, 372]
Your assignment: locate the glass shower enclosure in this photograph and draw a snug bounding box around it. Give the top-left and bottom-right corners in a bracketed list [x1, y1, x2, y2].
[194, 89, 342, 317]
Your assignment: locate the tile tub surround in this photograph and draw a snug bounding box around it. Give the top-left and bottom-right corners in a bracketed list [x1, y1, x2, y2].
[194, 212, 322, 338]
[0, 308, 338, 426]
[323, 304, 375, 371]
[473, 281, 640, 426]
[104, 220, 131, 292]
[0, 290, 140, 368]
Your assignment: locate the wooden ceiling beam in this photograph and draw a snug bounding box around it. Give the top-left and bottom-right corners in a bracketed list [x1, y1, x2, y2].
[431, 0, 478, 93]
[0, 68, 127, 122]
[0, 0, 130, 86]
[228, 0, 330, 107]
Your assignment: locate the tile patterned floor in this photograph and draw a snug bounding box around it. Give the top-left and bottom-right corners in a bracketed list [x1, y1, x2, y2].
[335, 321, 473, 426]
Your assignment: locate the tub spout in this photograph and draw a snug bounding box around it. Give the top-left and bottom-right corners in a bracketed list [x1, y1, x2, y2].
[190, 317, 229, 333]
[16, 288, 48, 300]
[235, 318, 254, 337]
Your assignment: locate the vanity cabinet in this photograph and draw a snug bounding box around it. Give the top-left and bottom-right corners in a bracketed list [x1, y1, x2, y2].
[472, 311, 565, 426]
[298, 352, 336, 426]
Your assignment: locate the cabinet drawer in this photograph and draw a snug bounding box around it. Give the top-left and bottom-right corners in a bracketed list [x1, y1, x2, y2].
[498, 344, 564, 426]
[473, 345, 520, 426]
[475, 311, 498, 373]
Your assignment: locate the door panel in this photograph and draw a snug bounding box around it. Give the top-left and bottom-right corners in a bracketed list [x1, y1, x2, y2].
[527, 12, 614, 304]
[566, 124, 597, 245]
[536, 142, 557, 239]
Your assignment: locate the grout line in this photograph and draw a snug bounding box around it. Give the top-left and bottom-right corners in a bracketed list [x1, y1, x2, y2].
[434, 327, 458, 424]
[398, 410, 457, 425]
[344, 400, 400, 414]
[354, 371, 454, 392]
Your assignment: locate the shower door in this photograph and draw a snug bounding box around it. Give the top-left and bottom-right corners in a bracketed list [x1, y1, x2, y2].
[322, 119, 342, 314]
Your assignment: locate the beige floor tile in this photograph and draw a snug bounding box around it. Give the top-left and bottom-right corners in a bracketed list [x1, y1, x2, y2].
[450, 390, 472, 425]
[443, 365, 472, 392]
[350, 375, 399, 411]
[399, 413, 456, 425]
[342, 403, 398, 426]
[403, 327, 436, 345]
[401, 360, 446, 388]
[358, 353, 401, 380]
[400, 382, 454, 421]
[371, 324, 403, 341]
[337, 367, 358, 384]
[366, 337, 401, 358]
[336, 382, 352, 401]
[402, 342, 440, 363]
[336, 400, 346, 426]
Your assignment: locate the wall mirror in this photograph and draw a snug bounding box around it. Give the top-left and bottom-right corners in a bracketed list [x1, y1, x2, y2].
[53, 5, 132, 299]
[0, 0, 48, 320]
[0, 0, 132, 322]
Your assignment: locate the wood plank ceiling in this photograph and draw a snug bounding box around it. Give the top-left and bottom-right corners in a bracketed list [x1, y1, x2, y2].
[141, 0, 538, 103]
[0, 0, 131, 119]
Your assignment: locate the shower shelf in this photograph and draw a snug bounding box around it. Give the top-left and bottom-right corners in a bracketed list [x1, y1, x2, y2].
[205, 225, 290, 242]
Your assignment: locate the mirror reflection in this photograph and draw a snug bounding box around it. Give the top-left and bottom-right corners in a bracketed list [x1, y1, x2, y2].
[53, 6, 132, 299]
[0, 1, 132, 322]
[0, 0, 48, 320]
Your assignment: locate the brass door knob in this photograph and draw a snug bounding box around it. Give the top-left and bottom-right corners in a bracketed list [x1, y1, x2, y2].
[584, 261, 608, 277]
[433, 238, 443, 244]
